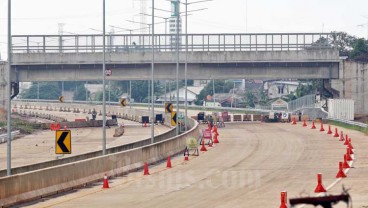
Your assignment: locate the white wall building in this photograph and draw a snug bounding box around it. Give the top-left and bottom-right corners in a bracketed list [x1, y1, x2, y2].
[264, 81, 299, 99]
[156, 86, 204, 105]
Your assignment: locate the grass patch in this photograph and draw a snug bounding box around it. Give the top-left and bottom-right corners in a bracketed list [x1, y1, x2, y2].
[325, 120, 368, 135]
[0, 118, 36, 134]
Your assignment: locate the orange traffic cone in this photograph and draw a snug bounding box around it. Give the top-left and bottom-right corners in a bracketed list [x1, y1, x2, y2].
[348, 138, 354, 149]
[184, 148, 189, 161]
[302, 120, 307, 127]
[200, 140, 207, 151]
[320, 123, 325, 131]
[333, 128, 339, 137]
[143, 162, 150, 175]
[102, 174, 109, 188]
[166, 156, 172, 168]
[213, 133, 219, 143]
[291, 117, 296, 125]
[344, 136, 349, 145]
[339, 132, 345, 141]
[346, 148, 353, 161]
[341, 134, 349, 141]
[311, 121, 316, 129]
[208, 140, 213, 147]
[342, 154, 350, 169]
[144, 121, 147, 127]
[213, 125, 218, 134]
[314, 173, 327, 193]
[336, 162, 347, 178]
[64, 125, 68, 130]
[279, 191, 288, 208]
[184, 155, 189, 161]
[327, 125, 333, 134]
[349, 146, 354, 154]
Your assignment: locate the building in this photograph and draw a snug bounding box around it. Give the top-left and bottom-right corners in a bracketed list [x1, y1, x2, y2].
[156, 86, 204, 105]
[169, 0, 182, 47]
[264, 81, 299, 99]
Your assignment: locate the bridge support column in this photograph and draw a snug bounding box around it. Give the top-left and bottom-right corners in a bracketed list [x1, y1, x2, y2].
[331, 60, 368, 115]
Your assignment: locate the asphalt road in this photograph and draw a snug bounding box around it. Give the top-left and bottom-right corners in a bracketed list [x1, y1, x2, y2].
[20, 122, 368, 208]
[0, 109, 171, 169]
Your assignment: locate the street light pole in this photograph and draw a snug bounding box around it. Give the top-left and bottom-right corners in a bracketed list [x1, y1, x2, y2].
[175, 0, 180, 135]
[151, 0, 155, 143]
[129, 80, 132, 109]
[6, 0, 12, 176]
[184, 0, 188, 131]
[102, 0, 107, 155]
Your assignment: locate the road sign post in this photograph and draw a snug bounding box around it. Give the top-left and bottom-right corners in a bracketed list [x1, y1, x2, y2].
[171, 111, 177, 126]
[55, 130, 71, 154]
[165, 102, 173, 113]
[59, 96, 64, 103]
[120, 98, 127, 107]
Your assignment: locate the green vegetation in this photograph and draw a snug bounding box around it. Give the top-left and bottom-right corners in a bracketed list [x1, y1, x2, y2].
[195, 80, 233, 105]
[21, 82, 61, 100]
[326, 120, 368, 135]
[0, 118, 36, 134]
[329, 32, 368, 62]
[73, 84, 90, 101]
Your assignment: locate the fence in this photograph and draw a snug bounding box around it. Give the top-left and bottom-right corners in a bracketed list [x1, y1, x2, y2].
[287, 94, 316, 112]
[11, 33, 334, 53]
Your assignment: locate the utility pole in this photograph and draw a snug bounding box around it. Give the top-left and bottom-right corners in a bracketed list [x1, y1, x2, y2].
[151, 0, 155, 143]
[7, 0, 12, 176]
[102, 0, 107, 155]
[175, 0, 180, 135]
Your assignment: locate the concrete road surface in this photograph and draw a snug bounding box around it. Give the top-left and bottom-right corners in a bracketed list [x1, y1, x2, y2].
[0, 108, 171, 169]
[18, 122, 368, 208]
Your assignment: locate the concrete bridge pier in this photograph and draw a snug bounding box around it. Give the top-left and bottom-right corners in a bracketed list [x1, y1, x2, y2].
[331, 60, 368, 115]
[0, 63, 8, 121]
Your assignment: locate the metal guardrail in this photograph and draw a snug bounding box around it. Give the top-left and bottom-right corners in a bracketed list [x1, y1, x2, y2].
[11, 33, 334, 53]
[12, 99, 273, 114]
[327, 118, 367, 128]
[0, 130, 20, 144]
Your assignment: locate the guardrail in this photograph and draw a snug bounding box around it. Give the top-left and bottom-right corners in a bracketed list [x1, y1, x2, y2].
[12, 99, 273, 114]
[12, 33, 334, 53]
[327, 118, 367, 128]
[0, 130, 20, 144]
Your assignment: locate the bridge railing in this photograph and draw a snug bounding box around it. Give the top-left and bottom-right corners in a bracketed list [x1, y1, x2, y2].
[11, 33, 334, 53]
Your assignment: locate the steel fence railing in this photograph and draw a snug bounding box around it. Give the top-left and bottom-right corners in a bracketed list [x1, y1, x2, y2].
[11, 33, 335, 54]
[287, 94, 316, 112]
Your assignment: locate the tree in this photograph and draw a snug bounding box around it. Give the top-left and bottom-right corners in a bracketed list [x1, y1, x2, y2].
[195, 80, 233, 105]
[350, 38, 368, 62]
[245, 91, 256, 108]
[73, 84, 89, 101]
[21, 82, 61, 100]
[329, 32, 357, 56]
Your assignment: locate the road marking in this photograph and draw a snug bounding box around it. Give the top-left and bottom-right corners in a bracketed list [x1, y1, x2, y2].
[297, 156, 355, 208]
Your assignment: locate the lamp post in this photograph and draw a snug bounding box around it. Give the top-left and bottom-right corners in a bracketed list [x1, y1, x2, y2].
[182, 0, 212, 131]
[150, 0, 155, 143]
[7, 0, 12, 176]
[102, 0, 107, 155]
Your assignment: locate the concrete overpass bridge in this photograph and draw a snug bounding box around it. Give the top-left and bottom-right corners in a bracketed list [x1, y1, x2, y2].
[9, 33, 340, 82]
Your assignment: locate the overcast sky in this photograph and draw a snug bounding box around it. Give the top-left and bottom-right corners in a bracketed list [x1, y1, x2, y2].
[1, 0, 368, 59]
